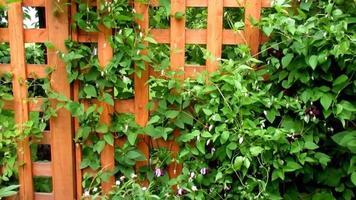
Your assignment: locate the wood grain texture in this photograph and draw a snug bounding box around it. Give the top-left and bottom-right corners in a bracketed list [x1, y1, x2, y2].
[206, 0, 223, 72]
[244, 0, 262, 55]
[8, 2, 34, 199]
[134, 0, 150, 178]
[46, 0, 75, 199]
[97, 0, 115, 193]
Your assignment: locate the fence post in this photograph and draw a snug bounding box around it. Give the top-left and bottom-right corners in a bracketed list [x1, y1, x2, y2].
[97, 0, 116, 193]
[245, 0, 262, 56]
[207, 0, 223, 72]
[8, 2, 34, 199]
[46, 0, 75, 199]
[134, 1, 150, 177]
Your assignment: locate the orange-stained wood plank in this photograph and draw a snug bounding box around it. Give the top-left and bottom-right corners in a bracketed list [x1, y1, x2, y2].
[27, 64, 48, 78]
[167, 0, 186, 180]
[184, 65, 207, 79]
[206, 0, 223, 72]
[0, 64, 11, 74]
[8, 3, 34, 199]
[0, 28, 48, 43]
[33, 162, 52, 176]
[245, 0, 262, 55]
[170, 0, 185, 73]
[97, 0, 115, 193]
[34, 193, 54, 200]
[24, 29, 49, 43]
[46, 1, 75, 199]
[151, 29, 246, 45]
[134, 0, 150, 177]
[150, 0, 271, 7]
[0, 28, 8, 41]
[222, 29, 246, 44]
[23, 0, 46, 7]
[114, 99, 135, 113]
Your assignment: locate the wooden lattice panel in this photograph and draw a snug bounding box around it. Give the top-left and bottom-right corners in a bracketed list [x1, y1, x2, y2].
[0, 0, 74, 199]
[72, 0, 272, 198]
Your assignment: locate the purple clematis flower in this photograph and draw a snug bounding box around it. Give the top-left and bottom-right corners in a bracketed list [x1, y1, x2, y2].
[154, 168, 164, 177]
[200, 167, 208, 175]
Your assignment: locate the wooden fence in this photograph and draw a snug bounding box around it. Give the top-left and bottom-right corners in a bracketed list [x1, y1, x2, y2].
[0, 0, 271, 199]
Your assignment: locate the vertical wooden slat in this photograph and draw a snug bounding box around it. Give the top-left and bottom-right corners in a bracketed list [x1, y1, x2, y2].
[134, 1, 150, 175]
[69, 2, 84, 199]
[167, 0, 186, 179]
[206, 0, 223, 72]
[97, 0, 115, 193]
[244, 0, 262, 55]
[170, 0, 186, 73]
[8, 2, 34, 199]
[46, 0, 75, 199]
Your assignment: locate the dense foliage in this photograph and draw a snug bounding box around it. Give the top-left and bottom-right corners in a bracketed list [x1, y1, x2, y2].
[0, 0, 355, 199]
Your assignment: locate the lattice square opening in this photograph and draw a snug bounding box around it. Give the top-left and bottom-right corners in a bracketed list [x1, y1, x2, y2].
[31, 144, 52, 162]
[186, 7, 207, 29]
[34, 177, 53, 193]
[27, 78, 47, 98]
[223, 7, 245, 30]
[23, 7, 46, 29]
[0, 7, 8, 28]
[0, 42, 10, 64]
[149, 6, 170, 29]
[185, 44, 206, 65]
[25, 43, 47, 64]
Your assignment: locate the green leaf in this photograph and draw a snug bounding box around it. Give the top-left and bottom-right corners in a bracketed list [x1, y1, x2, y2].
[84, 85, 97, 97]
[282, 53, 293, 68]
[102, 93, 114, 106]
[309, 55, 318, 70]
[263, 26, 273, 36]
[147, 115, 160, 125]
[103, 133, 114, 146]
[351, 172, 356, 186]
[159, 0, 171, 17]
[220, 131, 229, 144]
[284, 160, 302, 172]
[333, 75, 348, 86]
[332, 131, 356, 153]
[144, 36, 157, 44]
[96, 124, 108, 133]
[250, 146, 263, 156]
[320, 93, 333, 110]
[127, 133, 137, 145]
[94, 141, 106, 153]
[304, 141, 319, 150]
[165, 110, 180, 119]
[196, 140, 205, 154]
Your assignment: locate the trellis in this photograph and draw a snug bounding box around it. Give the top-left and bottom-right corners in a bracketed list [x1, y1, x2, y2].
[0, 0, 271, 199]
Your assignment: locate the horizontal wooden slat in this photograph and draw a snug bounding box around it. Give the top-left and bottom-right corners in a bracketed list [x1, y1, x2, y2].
[0, 28, 9, 42]
[2, 98, 45, 111]
[114, 99, 135, 113]
[0, 64, 11, 74]
[222, 29, 245, 44]
[32, 131, 51, 144]
[23, 0, 46, 7]
[24, 29, 48, 43]
[28, 97, 46, 111]
[33, 162, 52, 176]
[151, 0, 272, 7]
[27, 64, 47, 78]
[0, 29, 48, 42]
[152, 29, 246, 45]
[77, 31, 98, 43]
[34, 193, 54, 200]
[184, 65, 206, 78]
